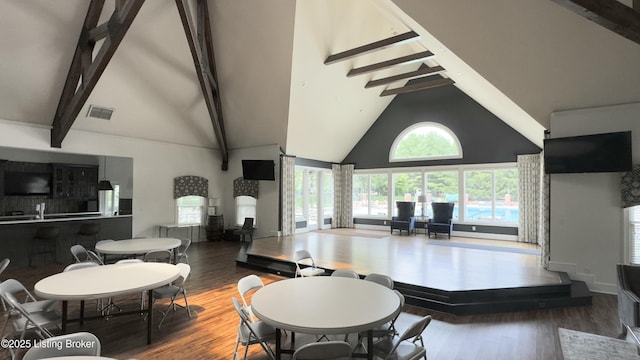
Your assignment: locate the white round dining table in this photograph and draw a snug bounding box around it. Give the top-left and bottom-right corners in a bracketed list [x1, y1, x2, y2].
[94, 237, 181, 257]
[34, 262, 180, 345]
[251, 276, 400, 360]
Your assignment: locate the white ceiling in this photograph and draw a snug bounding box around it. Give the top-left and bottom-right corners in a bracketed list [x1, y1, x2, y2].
[0, 0, 639, 164]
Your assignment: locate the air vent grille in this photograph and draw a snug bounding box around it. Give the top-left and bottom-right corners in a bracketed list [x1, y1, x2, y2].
[87, 105, 114, 120]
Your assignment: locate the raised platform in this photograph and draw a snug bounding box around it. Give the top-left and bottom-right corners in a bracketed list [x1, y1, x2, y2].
[235, 229, 591, 316]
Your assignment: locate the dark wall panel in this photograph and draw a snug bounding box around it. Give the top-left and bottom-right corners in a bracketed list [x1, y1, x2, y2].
[342, 85, 540, 168]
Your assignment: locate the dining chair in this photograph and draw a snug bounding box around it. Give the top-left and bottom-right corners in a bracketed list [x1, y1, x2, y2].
[22, 331, 101, 360]
[357, 290, 405, 348]
[0, 279, 58, 342]
[176, 238, 191, 264]
[63, 262, 106, 315]
[144, 249, 173, 263]
[237, 274, 264, 322]
[372, 314, 432, 360]
[235, 217, 255, 242]
[330, 269, 359, 279]
[151, 263, 192, 328]
[364, 273, 394, 289]
[70, 244, 92, 263]
[116, 258, 145, 311]
[0, 280, 60, 357]
[291, 340, 352, 360]
[232, 297, 276, 360]
[0, 258, 10, 311]
[294, 249, 325, 277]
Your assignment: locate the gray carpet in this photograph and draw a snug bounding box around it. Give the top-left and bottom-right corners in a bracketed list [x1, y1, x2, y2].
[559, 328, 639, 360]
[426, 239, 541, 255]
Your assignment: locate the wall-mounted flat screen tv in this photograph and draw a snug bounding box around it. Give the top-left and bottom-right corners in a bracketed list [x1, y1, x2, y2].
[4, 172, 51, 195]
[242, 160, 275, 181]
[543, 131, 632, 174]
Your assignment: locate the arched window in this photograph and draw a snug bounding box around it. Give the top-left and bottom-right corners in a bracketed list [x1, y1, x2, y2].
[389, 122, 462, 162]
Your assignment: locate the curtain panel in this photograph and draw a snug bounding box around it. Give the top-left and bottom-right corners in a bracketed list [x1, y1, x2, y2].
[280, 156, 296, 236]
[517, 154, 542, 244]
[233, 177, 259, 199]
[173, 175, 208, 199]
[622, 165, 640, 208]
[332, 164, 354, 228]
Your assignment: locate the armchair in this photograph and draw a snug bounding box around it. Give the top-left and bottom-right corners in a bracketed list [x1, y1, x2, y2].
[427, 202, 455, 239]
[617, 264, 640, 335]
[390, 202, 415, 235]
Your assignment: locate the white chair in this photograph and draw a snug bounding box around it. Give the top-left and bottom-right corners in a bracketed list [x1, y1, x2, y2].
[0, 279, 60, 359]
[292, 340, 352, 360]
[331, 269, 359, 279]
[372, 314, 432, 360]
[176, 238, 191, 264]
[22, 331, 100, 360]
[0, 258, 10, 311]
[152, 263, 192, 327]
[63, 262, 106, 315]
[0, 279, 58, 342]
[116, 258, 145, 310]
[70, 244, 90, 263]
[364, 273, 394, 289]
[237, 274, 264, 322]
[358, 290, 405, 348]
[232, 297, 276, 360]
[144, 249, 172, 263]
[295, 249, 325, 277]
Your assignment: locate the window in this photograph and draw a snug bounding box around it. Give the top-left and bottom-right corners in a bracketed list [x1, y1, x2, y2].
[629, 206, 640, 264]
[390, 122, 462, 162]
[176, 195, 205, 225]
[322, 171, 333, 220]
[392, 172, 422, 216]
[353, 173, 388, 217]
[425, 171, 458, 218]
[236, 196, 257, 226]
[464, 169, 518, 223]
[99, 184, 119, 216]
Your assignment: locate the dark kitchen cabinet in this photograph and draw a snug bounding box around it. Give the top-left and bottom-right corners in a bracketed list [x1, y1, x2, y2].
[52, 164, 98, 200]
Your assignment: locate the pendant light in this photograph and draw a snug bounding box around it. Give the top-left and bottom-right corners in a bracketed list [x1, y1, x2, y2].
[98, 156, 114, 191]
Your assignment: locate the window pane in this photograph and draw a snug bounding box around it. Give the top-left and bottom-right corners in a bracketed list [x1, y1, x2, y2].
[464, 170, 493, 222]
[322, 172, 333, 219]
[494, 169, 519, 223]
[177, 195, 204, 225]
[391, 123, 461, 161]
[392, 173, 421, 216]
[630, 206, 640, 264]
[425, 171, 458, 219]
[295, 169, 304, 221]
[370, 174, 388, 216]
[352, 174, 370, 216]
[236, 196, 256, 226]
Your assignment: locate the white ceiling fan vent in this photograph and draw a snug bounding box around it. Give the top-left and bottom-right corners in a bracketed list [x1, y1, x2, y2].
[87, 105, 114, 120]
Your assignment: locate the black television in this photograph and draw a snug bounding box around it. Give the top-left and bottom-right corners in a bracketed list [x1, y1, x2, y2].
[4, 172, 51, 195]
[242, 160, 275, 181]
[543, 131, 632, 174]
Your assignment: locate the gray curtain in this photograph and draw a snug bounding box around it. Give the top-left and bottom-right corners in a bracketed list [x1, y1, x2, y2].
[332, 164, 354, 228]
[233, 177, 259, 199]
[517, 154, 542, 244]
[540, 166, 550, 269]
[622, 165, 640, 208]
[174, 175, 208, 198]
[280, 156, 296, 236]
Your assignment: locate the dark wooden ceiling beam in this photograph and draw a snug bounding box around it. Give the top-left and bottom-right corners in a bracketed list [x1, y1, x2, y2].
[551, 0, 640, 45]
[347, 50, 434, 77]
[51, 0, 145, 148]
[176, 0, 229, 170]
[365, 65, 445, 88]
[380, 77, 454, 97]
[324, 31, 420, 65]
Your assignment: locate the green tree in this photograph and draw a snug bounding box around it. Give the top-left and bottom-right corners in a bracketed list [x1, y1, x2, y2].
[394, 131, 458, 159]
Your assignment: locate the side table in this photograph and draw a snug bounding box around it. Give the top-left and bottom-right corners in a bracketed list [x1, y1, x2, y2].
[414, 216, 429, 235]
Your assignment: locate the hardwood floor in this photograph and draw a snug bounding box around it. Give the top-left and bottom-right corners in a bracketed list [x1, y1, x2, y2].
[0, 236, 621, 360]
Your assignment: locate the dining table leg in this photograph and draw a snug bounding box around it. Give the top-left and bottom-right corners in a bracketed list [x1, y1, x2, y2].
[61, 300, 68, 333]
[367, 329, 373, 360]
[275, 328, 282, 360]
[147, 290, 153, 344]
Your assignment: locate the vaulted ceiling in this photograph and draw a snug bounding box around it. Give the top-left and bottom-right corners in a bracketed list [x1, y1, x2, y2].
[1, 0, 639, 165]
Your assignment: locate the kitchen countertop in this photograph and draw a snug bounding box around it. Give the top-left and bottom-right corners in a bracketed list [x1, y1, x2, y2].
[0, 212, 132, 225]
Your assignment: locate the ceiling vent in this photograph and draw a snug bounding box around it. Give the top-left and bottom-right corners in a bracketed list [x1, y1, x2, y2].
[87, 105, 114, 120]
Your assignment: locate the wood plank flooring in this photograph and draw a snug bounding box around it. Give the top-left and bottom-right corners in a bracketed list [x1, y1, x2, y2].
[247, 229, 560, 291]
[0, 235, 622, 360]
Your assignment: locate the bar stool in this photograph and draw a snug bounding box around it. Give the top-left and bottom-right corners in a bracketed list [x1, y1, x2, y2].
[29, 226, 59, 267]
[77, 223, 100, 250]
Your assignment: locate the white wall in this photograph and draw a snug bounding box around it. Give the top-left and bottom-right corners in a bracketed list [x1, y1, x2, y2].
[549, 102, 640, 294]
[222, 145, 281, 239]
[0, 119, 223, 239]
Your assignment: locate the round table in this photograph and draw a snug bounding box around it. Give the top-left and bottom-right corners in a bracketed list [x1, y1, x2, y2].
[95, 237, 182, 262]
[251, 276, 400, 359]
[34, 262, 180, 344]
